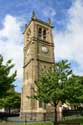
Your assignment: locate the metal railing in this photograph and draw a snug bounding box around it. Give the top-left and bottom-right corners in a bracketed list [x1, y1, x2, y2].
[0, 110, 82, 124]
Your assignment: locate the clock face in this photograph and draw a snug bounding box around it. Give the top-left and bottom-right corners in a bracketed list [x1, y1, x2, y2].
[41, 46, 48, 53]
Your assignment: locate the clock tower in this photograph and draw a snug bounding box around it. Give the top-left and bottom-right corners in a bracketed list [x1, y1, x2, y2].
[21, 11, 54, 119]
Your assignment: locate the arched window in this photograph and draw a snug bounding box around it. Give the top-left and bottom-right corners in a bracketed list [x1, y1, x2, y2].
[43, 29, 46, 39]
[39, 101, 43, 108]
[38, 27, 47, 40]
[38, 27, 42, 38]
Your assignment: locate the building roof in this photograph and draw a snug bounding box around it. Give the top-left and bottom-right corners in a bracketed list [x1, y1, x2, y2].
[23, 11, 54, 34]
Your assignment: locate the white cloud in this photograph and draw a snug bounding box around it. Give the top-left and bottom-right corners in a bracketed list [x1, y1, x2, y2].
[55, 0, 83, 75]
[0, 0, 83, 92]
[43, 7, 56, 18]
[0, 15, 24, 81]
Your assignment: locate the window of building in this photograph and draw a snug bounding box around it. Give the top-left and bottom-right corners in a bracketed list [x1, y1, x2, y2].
[43, 29, 46, 39]
[39, 101, 43, 108]
[38, 27, 47, 40]
[38, 27, 42, 38]
[39, 101, 46, 109]
[44, 103, 46, 109]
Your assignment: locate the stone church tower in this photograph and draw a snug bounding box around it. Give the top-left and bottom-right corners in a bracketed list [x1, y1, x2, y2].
[21, 12, 54, 118]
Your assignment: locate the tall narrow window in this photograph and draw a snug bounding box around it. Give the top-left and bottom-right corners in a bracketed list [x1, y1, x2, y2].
[38, 27, 42, 38]
[39, 101, 43, 108]
[43, 29, 46, 40]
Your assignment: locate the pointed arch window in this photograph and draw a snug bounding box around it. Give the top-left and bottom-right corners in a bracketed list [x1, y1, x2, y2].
[39, 101, 43, 108]
[38, 27, 42, 38]
[38, 27, 47, 40]
[43, 29, 46, 39]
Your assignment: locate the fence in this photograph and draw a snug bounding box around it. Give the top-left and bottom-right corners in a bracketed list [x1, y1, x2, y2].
[0, 110, 82, 124]
[62, 109, 83, 120]
[20, 112, 55, 121]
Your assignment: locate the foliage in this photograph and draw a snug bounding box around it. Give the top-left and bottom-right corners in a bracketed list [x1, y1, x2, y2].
[65, 75, 83, 104]
[0, 54, 20, 112]
[0, 55, 16, 97]
[28, 60, 83, 124]
[0, 89, 21, 111]
[32, 60, 72, 105]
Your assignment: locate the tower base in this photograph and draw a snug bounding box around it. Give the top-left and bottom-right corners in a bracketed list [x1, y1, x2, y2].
[20, 112, 49, 121]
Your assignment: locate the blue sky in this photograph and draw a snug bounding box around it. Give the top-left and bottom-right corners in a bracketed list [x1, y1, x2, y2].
[0, 0, 72, 30]
[0, 0, 83, 92]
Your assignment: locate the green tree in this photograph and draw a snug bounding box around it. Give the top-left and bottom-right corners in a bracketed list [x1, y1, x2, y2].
[29, 60, 83, 125]
[0, 55, 16, 97]
[0, 90, 21, 113]
[65, 75, 83, 104]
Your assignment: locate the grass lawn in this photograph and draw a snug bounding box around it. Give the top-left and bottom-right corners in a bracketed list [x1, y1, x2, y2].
[61, 117, 83, 125]
[0, 121, 53, 125]
[1, 118, 83, 125]
[28, 122, 53, 125]
[63, 117, 83, 122]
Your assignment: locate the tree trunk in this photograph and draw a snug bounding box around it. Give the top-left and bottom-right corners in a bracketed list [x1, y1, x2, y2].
[8, 107, 11, 115]
[54, 105, 57, 125]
